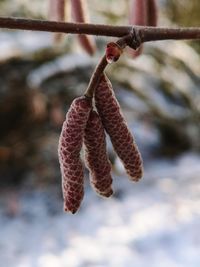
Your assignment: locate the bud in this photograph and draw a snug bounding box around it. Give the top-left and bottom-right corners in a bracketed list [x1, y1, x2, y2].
[95, 74, 143, 181]
[71, 0, 96, 55]
[106, 42, 123, 64]
[58, 96, 92, 213]
[84, 110, 113, 197]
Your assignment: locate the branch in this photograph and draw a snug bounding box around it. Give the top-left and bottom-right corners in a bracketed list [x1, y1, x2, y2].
[140, 26, 200, 42]
[0, 16, 130, 37]
[0, 17, 199, 42]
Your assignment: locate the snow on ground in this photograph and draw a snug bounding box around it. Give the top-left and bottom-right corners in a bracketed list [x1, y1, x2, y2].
[0, 153, 200, 267]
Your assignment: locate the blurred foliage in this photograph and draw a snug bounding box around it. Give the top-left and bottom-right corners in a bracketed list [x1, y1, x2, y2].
[164, 0, 200, 53]
[0, 0, 47, 19]
[164, 0, 200, 27]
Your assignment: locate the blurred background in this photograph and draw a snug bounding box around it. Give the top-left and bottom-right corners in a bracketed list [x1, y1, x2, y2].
[0, 0, 199, 266]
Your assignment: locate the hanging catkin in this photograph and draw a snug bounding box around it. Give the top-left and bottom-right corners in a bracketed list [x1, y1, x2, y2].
[128, 0, 147, 57]
[48, 0, 67, 43]
[58, 96, 92, 213]
[71, 0, 96, 55]
[146, 0, 158, 27]
[95, 74, 143, 181]
[128, 0, 158, 57]
[84, 110, 113, 197]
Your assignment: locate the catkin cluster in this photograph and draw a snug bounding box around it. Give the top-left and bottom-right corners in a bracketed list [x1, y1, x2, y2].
[58, 74, 143, 214]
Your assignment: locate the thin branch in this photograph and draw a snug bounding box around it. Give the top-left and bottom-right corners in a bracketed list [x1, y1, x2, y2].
[84, 35, 133, 98]
[0, 17, 130, 37]
[140, 26, 200, 42]
[0, 17, 199, 42]
[84, 55, 107, 98]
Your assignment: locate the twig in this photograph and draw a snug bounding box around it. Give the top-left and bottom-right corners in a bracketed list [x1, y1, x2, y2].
[84, 34, 134, 98]
[0, 17, 199, 41]
[84, 55, 107, 98]
[140, 26, 200, 42]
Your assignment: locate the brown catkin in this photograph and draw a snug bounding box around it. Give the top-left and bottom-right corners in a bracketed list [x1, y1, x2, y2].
[129, 0, 147, 26]
[128, 0, 157, 57]
[58, 96, 92, 213]
[48, 0, 66, 43]
[48, 0, 65, 21]
[147, 0, 158, 27]
[71, 0, 96, 55]
[128, 0, 147, 57]
[95, 74, 143, 181]
[84, 110, 113, 197]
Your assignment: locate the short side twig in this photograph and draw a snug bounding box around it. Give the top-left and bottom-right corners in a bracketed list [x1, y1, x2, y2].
[84, 34, 135, 98]
[84, 55, 108, 98]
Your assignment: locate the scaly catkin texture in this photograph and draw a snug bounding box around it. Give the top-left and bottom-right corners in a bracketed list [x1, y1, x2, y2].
[58, 96, 92, 213]
[84, 110, 113, 197]
[95, 74, 143, 181]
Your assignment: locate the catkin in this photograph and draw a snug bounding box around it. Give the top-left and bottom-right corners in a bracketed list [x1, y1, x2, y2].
[58, 96, 92, 213]
[48, 0, 66, 42]
[71, 0, 96, 55]
[95, 74, 143, 181]
[84, 110, 113, 197]
[128, 0, 158, 57]
[128, 0, 147, 57]
[147, 0, 158, 27]
[129, 0, 147, 25]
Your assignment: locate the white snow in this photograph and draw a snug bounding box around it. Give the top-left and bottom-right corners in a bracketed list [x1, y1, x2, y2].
[0, 153, 200, 267]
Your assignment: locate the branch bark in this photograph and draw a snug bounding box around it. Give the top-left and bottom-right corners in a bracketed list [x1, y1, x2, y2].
[0, 17, 199, 42]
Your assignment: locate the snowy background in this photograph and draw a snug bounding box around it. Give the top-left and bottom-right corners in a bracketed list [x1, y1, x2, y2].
[0, 153, 200, 267]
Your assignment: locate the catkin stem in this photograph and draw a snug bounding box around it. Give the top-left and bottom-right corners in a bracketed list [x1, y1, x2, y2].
[84, 55, 107, 98]
[84, 34, 134, 98]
